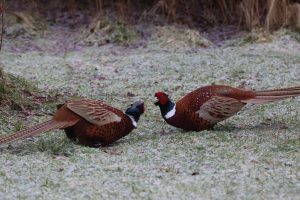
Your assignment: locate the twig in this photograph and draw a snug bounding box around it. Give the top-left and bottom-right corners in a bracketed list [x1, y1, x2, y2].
[0, 3, 3, 52]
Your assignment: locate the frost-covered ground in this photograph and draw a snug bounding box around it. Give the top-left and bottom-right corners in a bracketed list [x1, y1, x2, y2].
[0, 25, 299, 199]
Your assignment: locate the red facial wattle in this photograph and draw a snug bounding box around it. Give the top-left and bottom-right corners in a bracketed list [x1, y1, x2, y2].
[154, 92, 168, 105]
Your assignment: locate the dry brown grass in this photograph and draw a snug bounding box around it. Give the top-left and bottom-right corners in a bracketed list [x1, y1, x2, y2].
[3, 0, 300, 31]
[287, 2, 300, 31]
[266, 0, 289, 30]
[77, 0, 300, 31]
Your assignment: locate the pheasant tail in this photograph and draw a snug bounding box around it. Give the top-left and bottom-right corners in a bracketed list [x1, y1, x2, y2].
[0, 120, 72, 144]
[242, 86, 300, 104]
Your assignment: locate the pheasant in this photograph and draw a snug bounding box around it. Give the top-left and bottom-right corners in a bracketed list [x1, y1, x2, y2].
[154, 85, 300, 131]
[0, 99, 144, 147]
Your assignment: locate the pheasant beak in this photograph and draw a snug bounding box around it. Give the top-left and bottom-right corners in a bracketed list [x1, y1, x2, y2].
[139, 103, 145, 114]
[154, 93, 160, 106]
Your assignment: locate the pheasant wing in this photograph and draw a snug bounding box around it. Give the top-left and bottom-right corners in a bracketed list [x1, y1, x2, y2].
[66, 99, 122, 127]
[195, 96, 245, 124]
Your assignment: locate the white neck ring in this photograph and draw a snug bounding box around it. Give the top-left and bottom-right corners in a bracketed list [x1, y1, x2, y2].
[164, 104, 176, 119]
[127, 115, 137, 128]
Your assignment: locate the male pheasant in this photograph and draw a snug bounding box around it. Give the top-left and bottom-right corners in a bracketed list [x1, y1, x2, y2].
[155, 85, 300, 131]
[0, 99, 144, 147]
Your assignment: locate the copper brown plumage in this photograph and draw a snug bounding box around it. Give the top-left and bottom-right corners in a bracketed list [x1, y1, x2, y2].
[155, 85, 300, 131]
[0, 99, 145, 147]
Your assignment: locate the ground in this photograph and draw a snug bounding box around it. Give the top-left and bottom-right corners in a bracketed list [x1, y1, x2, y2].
[0, 20, 299, 199]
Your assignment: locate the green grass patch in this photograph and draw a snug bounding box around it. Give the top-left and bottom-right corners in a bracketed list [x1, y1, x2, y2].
[272, 139, 300, 152]
[0, 67, 40, 110]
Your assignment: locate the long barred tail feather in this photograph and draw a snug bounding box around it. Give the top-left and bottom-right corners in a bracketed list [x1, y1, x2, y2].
[0, 120, 70, 144]
[242, 86, 300, 104]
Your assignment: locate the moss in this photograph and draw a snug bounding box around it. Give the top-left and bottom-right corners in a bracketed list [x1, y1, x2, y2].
[272, 139, 300, 152]
[0, 67, 40, 110]
[150, 25, 212, 48]
[111, 23, 139, 44]
[4, 11, 47, 37]
[225, 28, 273, 46]
[276, 29, 300, 42]
[83, 17, 139, 45]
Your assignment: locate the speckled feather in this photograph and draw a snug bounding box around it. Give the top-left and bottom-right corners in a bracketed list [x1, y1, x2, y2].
[66, 99, 123, 126]
[64, 116, 133, 146]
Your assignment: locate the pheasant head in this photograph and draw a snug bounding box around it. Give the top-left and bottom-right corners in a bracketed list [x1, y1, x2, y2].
[154, 92, 176, 119]
[125, 101, 145, 126]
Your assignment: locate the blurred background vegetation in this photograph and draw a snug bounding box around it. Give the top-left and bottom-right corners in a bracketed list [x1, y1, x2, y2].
[1, 0, 300, 31]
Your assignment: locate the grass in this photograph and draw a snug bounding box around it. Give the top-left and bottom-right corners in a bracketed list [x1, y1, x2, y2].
[111, 23, 139, 44]
[0, 23, 299, 199]
[81, 15, 140, 46]
[0, 67, 39, 110]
